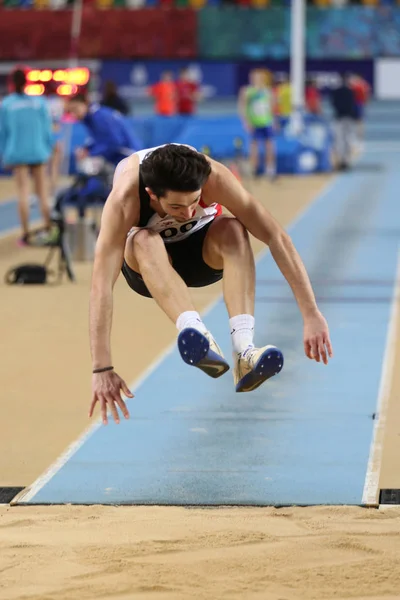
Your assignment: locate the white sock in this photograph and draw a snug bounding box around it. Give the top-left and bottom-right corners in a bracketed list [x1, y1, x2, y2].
[176, 311, 208, 334]
[229, 314, 255, 354]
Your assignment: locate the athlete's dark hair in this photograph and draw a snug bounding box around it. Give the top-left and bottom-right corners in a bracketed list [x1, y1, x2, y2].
[141, 144, 212, 198]
[12, 69, 26, 95]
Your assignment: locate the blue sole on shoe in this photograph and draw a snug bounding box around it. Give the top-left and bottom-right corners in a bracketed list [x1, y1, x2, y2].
[178, 328, 230, 379]
[236, 347, 284, 393]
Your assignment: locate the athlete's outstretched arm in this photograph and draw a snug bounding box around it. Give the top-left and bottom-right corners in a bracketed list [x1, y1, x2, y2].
[205, 160, 333, 364]
[89, 158, 139, 424]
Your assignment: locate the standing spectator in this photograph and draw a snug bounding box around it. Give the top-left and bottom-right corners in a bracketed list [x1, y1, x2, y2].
[148, 71, 176, 117]
[330, 73, 357, 171]
[349, 73, 370, 147]
[275, 73, 292, 128]
[238, 67, 276, 180]
[175, 67, 200, 116]
[101, 80, 129, 116]
[305, 76, 322, 116]
[0, 68, 53, 246]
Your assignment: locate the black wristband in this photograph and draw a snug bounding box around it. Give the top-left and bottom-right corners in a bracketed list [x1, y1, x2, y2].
[93, 366, 114, 374]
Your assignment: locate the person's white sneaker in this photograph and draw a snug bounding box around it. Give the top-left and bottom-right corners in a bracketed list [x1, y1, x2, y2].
[178, 328, 230, 379]
[234, 345, 284, 393]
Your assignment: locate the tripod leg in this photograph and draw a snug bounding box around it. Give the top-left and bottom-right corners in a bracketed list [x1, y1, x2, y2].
[60, 236, 76, 282]
[44, 246, 55, 268]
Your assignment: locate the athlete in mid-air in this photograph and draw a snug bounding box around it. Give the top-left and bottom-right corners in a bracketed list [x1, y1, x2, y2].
[89, 143, 333, 425]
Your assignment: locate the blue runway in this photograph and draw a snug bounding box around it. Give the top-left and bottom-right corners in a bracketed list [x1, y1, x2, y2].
[17, 150, 400, 506]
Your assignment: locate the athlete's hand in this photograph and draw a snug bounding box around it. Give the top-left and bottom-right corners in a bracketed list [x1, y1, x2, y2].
[89, 371, 133, 425]
[303, 310, 333, 365]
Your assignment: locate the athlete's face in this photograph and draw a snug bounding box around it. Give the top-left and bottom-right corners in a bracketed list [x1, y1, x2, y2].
[250, 69, 264, 88]
[147, 188, 202, 222]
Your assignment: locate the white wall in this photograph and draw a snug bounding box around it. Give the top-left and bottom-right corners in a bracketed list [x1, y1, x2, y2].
[375, 59, 400, 100]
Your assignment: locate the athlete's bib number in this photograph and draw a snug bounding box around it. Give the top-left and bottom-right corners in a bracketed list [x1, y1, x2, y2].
[160, 220, 197, 240]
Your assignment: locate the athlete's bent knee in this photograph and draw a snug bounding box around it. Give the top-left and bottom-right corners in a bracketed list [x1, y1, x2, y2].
[218, 217, 249, 250]
[129, 229, 163, 255]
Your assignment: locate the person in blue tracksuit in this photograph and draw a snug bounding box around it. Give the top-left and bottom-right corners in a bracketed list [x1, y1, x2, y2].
[65, 94, 141, 167]
[0, 69, 54, 245]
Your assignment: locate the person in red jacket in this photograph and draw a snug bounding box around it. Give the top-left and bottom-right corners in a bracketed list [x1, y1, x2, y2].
[148, 71, 177, 117]
[349, 74, 370, 146]
[175, 67, 200, 116]
[305, 77, 322, 116]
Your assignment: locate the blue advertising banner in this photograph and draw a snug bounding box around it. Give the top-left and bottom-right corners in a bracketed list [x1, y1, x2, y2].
[99, 59, 374, 101]
[99, 60, 237, 100]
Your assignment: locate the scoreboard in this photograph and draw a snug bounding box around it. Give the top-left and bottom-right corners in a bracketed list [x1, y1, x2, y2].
[24, 67, 90, 96]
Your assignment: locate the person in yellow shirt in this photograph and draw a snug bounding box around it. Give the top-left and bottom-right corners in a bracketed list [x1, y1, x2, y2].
[276, 74, 292, 128]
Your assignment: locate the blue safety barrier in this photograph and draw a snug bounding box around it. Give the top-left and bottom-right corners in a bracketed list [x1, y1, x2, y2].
[1, 114, 333, 177]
